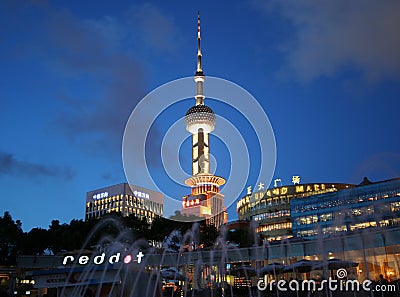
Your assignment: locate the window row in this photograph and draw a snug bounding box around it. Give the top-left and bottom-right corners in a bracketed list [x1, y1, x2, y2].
[253, 210, 291, 221]
[257, 222, 292, 233]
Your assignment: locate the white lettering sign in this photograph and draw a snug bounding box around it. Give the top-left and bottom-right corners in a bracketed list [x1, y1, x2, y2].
[247, 186, 252, 195]
[292, 175, 301, 185]
[92, 192, 108, 200]
[62, 252, 142, 266]
[133, 190, 150, 199]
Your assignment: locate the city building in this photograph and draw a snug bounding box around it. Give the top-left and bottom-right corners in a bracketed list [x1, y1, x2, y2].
[291, 178, 400, 238]
[231, 177, 400, 281]
[181, 13, 227, 227]
[236, 179, 354, 240]
[85, 183, 164, 223]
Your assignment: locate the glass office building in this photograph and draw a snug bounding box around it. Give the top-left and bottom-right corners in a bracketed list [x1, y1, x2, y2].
[291, 178, 400, 238]
[236, 182, 354, 240]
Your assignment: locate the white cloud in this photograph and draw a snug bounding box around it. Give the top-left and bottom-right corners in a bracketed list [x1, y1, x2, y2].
[257, 0, 400, 81]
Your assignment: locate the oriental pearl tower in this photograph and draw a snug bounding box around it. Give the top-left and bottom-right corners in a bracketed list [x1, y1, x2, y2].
[181, 13, 227, 227]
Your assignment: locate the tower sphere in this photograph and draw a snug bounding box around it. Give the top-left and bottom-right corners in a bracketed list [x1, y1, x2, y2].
[185, 105, 216, 134]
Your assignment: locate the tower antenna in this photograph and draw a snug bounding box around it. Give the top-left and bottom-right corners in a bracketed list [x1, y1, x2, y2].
[196, 11, 203, 76]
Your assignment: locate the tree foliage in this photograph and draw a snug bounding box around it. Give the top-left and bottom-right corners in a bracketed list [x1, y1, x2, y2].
[199, 221, 219, 248]
[0, 211, 235, 265]
[0, 211, 23, 265]
[227, 228, 253, 247]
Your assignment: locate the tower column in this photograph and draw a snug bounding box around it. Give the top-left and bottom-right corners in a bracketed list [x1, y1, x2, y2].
[193, 128, 210, 175]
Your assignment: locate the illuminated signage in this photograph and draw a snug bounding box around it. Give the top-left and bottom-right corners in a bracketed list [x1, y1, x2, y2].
[247, 186, 252, 195]
[182, 198, 201, 208]
[134, 190, 150, 199]
[62, 252, 145, 266]
[292, 175, 301, 185]
[258, 182, 265, 190]
[246, 176, 301, 194]
[237, 183, 330, 209]
[91, 190, 150, 200]
[92, 192, 108, 200]
[273, 178, 282, 187]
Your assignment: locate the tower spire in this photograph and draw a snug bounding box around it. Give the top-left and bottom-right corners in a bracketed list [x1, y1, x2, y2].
[195, 11, 205, 105]
[196, 11, 203, 76]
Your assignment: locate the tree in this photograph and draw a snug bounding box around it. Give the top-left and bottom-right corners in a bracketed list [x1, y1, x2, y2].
[48, 220, 69, 254]
[149, 216, 188, 241]
[0, 210, 225, 263]
[227, 229, 252, 247]
[162, 230, 182, 252]
[199, 221, 218, 248]
[169, 210, 202, 222]
[122, 214, 149, 239]
[0, 211, 23, 265]
[20, 228, 49, 255]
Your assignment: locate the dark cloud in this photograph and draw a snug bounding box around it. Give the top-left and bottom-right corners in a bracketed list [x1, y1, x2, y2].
[101, 170, 125, 182]
[1, 1, 178, 170]
[48, 4, 180, 162]
[255, 0, 400, 81]
[0, 150, 74, 180]
[41, 9, 145, 154]
[102, 173, 112, 180]
[43, 3, 177, 160]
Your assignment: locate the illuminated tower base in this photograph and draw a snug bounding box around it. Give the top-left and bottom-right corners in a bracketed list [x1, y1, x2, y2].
[182, 175, 227, 227]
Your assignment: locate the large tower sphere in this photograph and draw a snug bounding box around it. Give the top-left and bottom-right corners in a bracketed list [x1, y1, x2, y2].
[185, 105, 216, 134]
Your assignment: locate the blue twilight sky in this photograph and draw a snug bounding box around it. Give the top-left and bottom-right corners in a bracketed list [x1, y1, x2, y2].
[1, 0, 400, 231]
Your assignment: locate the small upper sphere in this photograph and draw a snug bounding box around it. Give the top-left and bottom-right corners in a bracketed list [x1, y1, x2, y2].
[185, 105, 216, 134]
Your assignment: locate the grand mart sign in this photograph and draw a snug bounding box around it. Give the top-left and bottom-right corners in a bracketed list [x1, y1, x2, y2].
[237, 183, 336, 210]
